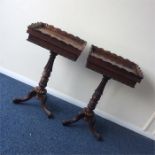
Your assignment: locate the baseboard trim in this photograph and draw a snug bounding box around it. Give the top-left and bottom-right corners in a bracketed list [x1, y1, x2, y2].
[0, 66, 155, 141]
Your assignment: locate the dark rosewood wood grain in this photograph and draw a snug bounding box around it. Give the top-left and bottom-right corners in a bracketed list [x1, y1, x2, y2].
[27, 22, 87, 61]
[63, 45, 143, 140]
[13, 51, 57, 118]
[13, 22, 86, 118]
[87, 45, 143, 87]
[63, 76, 110, 140]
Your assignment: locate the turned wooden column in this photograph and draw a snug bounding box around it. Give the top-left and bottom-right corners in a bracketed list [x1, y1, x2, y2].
[13, 51, 57, 118]
[38, 51, 57, 89]
[13, 22, 86, 119]
[63, 76, 110, 140]
[87, 76, 110, 111]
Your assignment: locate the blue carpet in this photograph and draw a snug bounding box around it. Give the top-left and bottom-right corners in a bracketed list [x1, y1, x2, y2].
[0, 73, 154, 155]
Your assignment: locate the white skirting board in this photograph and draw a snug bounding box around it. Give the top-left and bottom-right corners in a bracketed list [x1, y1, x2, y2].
[143, 112, 155, 131]
[0, 66, 155, 141]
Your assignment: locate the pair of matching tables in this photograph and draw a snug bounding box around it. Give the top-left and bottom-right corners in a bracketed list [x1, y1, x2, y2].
[13, 22, 143, 140]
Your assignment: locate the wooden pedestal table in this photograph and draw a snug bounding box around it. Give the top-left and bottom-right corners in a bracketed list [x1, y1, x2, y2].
[13, 22, 87, 118]
[63, 45, 143, 140]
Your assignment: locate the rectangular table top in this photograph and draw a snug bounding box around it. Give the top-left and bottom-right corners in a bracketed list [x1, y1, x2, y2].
[87, 45, 143, 87]
[27, 22, 87, 61]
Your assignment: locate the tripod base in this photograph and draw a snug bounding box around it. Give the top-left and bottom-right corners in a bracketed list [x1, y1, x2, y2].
[63, 108, 102, 141]
[13, 51, 57, 119]
[63, 76, 110, 141]
[13, 86, 53, 119]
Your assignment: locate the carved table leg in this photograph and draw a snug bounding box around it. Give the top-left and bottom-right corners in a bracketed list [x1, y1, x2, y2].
[13, 90, 36, 104]
[63, 76, 110, 140]
[63, 110, 85, 125]
[13, 51, 57, 118]
[38, 93, 53, 118]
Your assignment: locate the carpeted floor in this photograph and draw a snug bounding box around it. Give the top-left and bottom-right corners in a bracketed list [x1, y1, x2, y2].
[0, 73, 154, 155]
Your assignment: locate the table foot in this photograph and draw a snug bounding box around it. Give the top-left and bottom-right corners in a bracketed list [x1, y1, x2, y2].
[13, 90, 36, 104]
[87, 114, 102, 141]
[63, 108, 102, 141]
[13, 51, 57, 119]
[13, 87, 53, 119]
[39, 94, 53, 119]
[62, 110, 85, 125]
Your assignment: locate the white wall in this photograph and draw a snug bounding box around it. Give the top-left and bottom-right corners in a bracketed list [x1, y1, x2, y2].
[0, 0, 155, 136]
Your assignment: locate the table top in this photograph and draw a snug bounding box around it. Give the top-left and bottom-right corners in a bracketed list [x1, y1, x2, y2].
[27, 22, 87, 61]
[87, 45, 143, 87]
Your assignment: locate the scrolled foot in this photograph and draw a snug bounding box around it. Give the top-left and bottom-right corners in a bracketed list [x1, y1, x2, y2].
[87, 115, 102, 141]
[95, 133, 102, 141]
[39, 94, 53, 119]
[42, 106, 54, 119]
[62, 120, 72, 126]
[12, 90, 36, 104]
[13, 98, 23, 104]
[48, 113, 54, 119]
[62, 111, 85, 126]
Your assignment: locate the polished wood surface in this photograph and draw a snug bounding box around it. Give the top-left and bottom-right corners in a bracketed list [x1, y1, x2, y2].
[63, 45, 143, 140]
[63, 76, 110, 140]
[27, 22, 87, 61]
[13, 22, 86, 118]
[13, 51, 57, 118]
[87, 45, 143, 87]
[13, 22, 143, 141]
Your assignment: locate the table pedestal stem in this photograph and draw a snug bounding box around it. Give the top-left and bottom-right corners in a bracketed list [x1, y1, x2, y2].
[63, 76, 110, 140]
[13, 51, 57, 118]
